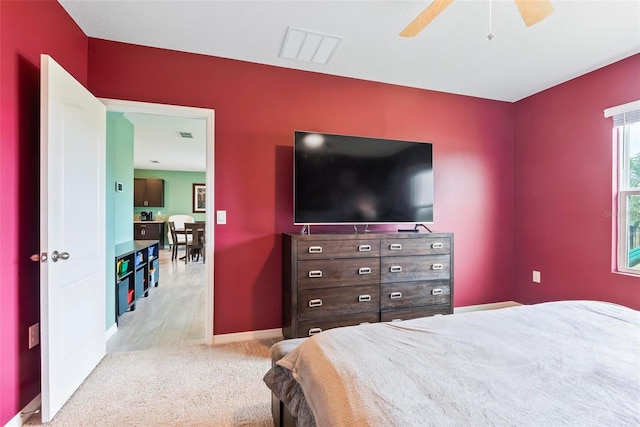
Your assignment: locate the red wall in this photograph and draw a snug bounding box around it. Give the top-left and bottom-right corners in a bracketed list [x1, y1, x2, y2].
[87, 39, 516, 335]
[513, 54, 640, 308]
[0, 0, 88, 423]
[2, 3, 634, 424]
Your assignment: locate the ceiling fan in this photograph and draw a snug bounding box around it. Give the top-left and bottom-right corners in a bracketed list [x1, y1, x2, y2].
[400, 0, 554, 37]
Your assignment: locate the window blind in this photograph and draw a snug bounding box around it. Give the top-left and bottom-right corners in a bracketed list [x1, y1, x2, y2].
[613, 109, 640, 127]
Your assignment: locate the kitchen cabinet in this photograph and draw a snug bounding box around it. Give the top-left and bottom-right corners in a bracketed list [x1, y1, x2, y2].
[134, 222, 165, 249]
[134, 178, 164, 207]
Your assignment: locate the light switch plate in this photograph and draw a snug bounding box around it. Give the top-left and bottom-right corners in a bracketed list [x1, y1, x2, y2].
[216, 210, 227, 225]
[533, 270, 541, 283]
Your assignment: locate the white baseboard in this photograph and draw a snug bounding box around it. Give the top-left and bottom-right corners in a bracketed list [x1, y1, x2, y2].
[211, 302, 522, 345]
[105, 323, 118, 342]
[454, 300, 522, 314]
[212, 328, 283, 345]
[5, 394, 41, 427]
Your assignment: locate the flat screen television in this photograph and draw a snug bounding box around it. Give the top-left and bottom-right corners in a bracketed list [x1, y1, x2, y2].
[294, 131, 434, 225]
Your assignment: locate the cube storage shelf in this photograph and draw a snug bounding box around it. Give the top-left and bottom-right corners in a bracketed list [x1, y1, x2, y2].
[115, 240, 160, 322]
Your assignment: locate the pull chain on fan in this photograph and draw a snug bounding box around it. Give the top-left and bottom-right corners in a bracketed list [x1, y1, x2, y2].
[487, 0, 494, 41]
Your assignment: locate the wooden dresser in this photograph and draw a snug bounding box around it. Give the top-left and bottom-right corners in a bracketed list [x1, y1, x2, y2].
[282, 232, 454, 339]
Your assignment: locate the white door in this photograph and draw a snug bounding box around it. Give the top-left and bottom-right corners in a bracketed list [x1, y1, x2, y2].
[39, 54, 106, 422]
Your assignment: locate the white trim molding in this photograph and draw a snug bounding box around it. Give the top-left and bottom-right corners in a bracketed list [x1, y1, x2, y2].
[454, 301, 522, 314]
[213, 302, 523, 344]
[604, 100, 640, 118]
[212, 328, 283, 345]
[105, 323, 118, 342]
[99, 98, 215, 346]
[5, 394, 41, 427]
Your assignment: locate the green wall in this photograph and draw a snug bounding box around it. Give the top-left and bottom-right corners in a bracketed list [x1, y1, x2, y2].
[106, 112, 134, 329]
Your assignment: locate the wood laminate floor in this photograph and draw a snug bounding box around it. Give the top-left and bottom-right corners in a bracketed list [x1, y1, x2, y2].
[107, 247, 206, 353]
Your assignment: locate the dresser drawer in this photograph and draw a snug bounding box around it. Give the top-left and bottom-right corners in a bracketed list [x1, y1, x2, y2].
[380, 255, 450, 283]
[298, 258, 380, 289]
[381, 237, 451, 256]
[380, 304, 451, 322]
[380, 281, 450, 310]
[297, 312, 380, 337]
[298, 284, 380, 321]
[297, 239, 380, 260]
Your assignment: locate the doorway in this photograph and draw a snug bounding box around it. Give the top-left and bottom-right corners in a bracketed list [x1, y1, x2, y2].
[101, 99, 215, 347]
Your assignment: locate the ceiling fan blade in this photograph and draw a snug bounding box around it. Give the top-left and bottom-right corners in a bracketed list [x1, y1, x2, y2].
[400, 0, 455, 37]
[513, 0, 554, 27]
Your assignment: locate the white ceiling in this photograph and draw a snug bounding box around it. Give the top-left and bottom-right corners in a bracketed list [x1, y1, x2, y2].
[124, 112, 206, 172]
[61, 0, 640, 171]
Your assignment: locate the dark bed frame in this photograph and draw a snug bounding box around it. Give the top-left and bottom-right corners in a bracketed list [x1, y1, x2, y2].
[272, 391, 296, 427]
[270, 338, 308, 427]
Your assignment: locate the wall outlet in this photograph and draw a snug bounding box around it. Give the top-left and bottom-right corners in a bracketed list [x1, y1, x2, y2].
[533, 270, 541, 284]
[28, 323, 39, 349]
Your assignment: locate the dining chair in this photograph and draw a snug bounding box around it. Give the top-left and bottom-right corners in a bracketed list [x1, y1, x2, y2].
[168, 221, 189, 261]
[184, 222, 205, 264]
[166, 214, 194, 246]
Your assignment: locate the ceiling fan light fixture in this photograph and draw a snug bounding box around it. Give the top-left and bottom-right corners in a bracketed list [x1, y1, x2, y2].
[280, 27, 341, 65]
[514, 0, 554, 27]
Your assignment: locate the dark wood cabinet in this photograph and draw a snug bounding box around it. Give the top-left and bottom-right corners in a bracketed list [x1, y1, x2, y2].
[134, 178, 164, 207]
[283, 232, 454, 339]
[133, 222, 165, 249]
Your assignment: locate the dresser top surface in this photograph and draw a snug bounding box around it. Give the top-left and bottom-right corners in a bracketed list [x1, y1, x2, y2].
[284, 231, 453, 240]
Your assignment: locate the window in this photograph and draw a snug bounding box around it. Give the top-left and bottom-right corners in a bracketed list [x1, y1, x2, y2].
[606, 101, 640, 275]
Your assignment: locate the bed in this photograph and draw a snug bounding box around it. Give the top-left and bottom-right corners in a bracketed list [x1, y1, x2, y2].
[264, 300, 640, 426]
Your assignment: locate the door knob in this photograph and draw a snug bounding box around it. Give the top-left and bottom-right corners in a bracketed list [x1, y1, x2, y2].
[30, 253, 48, 262]
[51, 251, 70, 262]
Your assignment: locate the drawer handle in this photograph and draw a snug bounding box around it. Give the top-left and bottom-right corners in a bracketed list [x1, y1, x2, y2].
[308, 328, 322, 336]
[308, 299, 323, 307]
[432, 288, 444, 295]
[358, 244, 372, 252]
[390, 291, 403, 299]
[358, 294, 371, 302]
[308, 246, 323, 253]
[432, 263, 444, 270]
[390, 265, 403, 273]
[358, 267, 372, 275]
[432, 242, 444, 249]
[389, 243, 403, 250]
[308, 270, 323, 278]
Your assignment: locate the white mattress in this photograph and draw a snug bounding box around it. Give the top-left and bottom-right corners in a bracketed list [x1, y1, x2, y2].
[275, 300, 640, 426]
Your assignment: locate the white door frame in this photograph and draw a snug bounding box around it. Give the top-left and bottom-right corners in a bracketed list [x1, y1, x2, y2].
[100, 98, 215, 344]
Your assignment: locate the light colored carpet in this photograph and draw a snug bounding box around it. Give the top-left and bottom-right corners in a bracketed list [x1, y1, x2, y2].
[26, 339, 279, 426]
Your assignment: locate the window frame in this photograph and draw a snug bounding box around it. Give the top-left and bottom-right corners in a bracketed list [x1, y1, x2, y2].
[607, 101, 640, 276]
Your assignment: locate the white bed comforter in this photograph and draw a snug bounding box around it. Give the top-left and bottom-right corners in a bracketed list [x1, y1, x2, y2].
[277, 301, 640, 426]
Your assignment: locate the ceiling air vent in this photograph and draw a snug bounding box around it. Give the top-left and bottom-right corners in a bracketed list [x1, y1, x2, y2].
[280, 27, 341, 64]
[179, 131, 193, 139]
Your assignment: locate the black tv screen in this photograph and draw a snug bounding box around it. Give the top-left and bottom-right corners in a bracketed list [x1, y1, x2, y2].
[294, 131, 434, 225]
